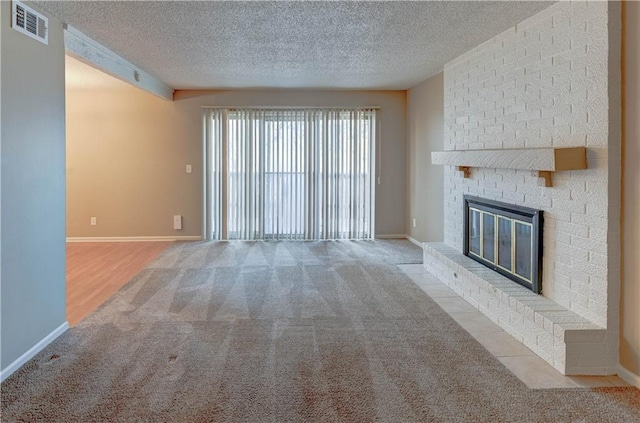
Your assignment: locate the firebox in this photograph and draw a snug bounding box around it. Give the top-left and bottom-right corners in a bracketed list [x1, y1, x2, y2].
[463, 195, 543, 294]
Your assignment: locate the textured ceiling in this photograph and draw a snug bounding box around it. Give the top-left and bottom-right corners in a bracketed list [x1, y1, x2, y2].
[39, 1, 555, 90]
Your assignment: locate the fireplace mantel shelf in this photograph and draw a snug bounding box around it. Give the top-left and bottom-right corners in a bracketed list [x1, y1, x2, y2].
[431, 147, 587, 187]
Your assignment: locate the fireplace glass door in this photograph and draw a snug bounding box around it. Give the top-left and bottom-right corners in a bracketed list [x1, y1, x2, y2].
[465, 196, 541, 294]
[497, 217, 512, 270]
[468, 207, 534, 285]
[515, 222, 533, 281]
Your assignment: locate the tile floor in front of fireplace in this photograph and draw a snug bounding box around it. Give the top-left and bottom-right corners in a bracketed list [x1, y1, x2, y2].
[397, 263, 630, 390]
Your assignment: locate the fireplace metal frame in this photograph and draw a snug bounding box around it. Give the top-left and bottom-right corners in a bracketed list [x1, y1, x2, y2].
[463, 195, 543, 294]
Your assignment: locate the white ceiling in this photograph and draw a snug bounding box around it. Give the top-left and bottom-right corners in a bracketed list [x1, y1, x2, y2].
[40, 1, 555, 90]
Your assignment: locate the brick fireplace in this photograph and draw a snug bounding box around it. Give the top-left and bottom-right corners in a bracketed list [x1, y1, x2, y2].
[424, 0, 621, 375]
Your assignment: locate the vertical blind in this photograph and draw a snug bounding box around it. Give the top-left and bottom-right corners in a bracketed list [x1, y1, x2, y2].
[204, 108, 377, 240]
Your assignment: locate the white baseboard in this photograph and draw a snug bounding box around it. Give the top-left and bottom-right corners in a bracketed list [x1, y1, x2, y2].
[405, 235, 422, 247]
[1, 321, 69, 382]
[66, 236, 202, 243]
[375, 234, 423, 249]
[617, 364, 640, 389]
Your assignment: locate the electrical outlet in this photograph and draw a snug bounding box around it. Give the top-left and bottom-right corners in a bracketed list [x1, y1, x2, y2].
[186, 164, 192, 174]
[90, 217, 97, 226]
[173, 215, 182, 230]
[412, 218, 417, 228]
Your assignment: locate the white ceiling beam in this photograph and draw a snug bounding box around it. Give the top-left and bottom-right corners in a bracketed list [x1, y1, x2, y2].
[63, 24, 174, 101]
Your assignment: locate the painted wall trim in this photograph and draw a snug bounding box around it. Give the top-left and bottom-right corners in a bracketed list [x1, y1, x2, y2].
[66, 236, 202, 243]
[405, 235, 422, 248]
[0, 322, 68, 383]
[617, 364, 640, 389]
[376, 234, 426, 248]
[376, 234, 407, 239]
[63, 25, 173, 100]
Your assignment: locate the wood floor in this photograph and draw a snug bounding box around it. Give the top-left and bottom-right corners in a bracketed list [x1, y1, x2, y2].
[66, 242, 173, 326]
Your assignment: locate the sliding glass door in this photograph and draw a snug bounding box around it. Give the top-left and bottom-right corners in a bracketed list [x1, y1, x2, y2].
[204, 108, 377, 241]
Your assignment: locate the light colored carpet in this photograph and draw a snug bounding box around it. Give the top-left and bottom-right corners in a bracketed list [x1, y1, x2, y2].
[2, 240, 639, 422]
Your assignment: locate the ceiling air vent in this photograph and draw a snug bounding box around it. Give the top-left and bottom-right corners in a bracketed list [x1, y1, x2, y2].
[12, 0, 48, 45]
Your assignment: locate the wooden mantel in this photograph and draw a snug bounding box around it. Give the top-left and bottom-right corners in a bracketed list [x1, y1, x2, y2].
[431, 147, 587, 187]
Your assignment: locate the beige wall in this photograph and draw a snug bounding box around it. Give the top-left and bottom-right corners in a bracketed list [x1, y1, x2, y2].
[66, 86, 201, 237]
[621, 0, 640, 380]
[66, 86, 407, 237]
[406, 73, 444, 242]
[1, 2, 67, 371]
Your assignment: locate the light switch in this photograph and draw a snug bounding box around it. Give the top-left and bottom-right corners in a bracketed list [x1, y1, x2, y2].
[186, 165, 192, 174]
